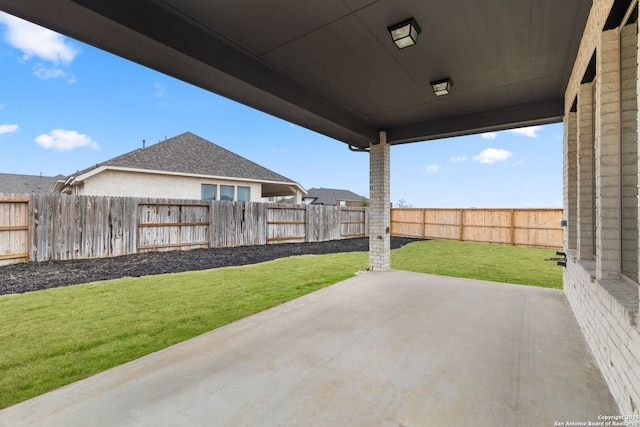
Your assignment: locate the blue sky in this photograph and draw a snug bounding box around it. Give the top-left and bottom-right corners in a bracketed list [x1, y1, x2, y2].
[0, 12, 562, 208]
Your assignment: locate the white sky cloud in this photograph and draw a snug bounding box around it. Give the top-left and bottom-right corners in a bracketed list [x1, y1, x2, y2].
[34, 64, 75, 83]
[473, 148, 512, 164]
[0, 12, 78, 64]
[450, 156, 467, 163]
[481, 132, 497, 140]
[0, 103, 5, 110]
[508, 125, 542, 138]
[0, 124, 18, 135]
[425, 164, 439, 173]
[35, 129, 99, 151]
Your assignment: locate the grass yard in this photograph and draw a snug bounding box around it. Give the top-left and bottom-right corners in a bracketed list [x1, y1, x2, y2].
[0, 253, 368, 409]
[392, 240, 562, 289]
[0, 240, 562, 409]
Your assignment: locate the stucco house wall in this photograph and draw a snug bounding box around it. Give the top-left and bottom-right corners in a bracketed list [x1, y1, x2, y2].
[74, 169, 264, 202]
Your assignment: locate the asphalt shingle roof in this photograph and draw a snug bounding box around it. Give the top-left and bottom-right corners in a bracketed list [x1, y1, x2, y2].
[74, 132, 296, 184]
[0, 173, 64, 194]
[304, 187, 367, 205]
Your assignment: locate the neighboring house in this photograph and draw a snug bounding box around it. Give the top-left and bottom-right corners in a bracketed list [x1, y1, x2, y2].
[0, 173, 64, 194]
[302, 187, 368, 207]
[54, 132, 306, 203]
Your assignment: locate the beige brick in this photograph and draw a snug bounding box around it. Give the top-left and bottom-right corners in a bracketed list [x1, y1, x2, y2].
[368, 133, 390, 271]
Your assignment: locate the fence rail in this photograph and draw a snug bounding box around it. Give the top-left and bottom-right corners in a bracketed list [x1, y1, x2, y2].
[391, 208, 563, 248]
[0, 193, 368, 265]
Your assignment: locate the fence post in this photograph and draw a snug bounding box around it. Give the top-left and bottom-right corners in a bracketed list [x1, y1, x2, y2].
[459, 209, 464, 241]
[510, 209, 515, 246]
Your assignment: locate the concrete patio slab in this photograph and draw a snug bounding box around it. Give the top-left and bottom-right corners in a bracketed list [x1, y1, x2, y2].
[0, 271, 618, 426]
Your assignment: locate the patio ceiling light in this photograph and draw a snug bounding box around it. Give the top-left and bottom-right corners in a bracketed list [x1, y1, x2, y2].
[430, 78, 453, 96]
[387, 18, 421, 49]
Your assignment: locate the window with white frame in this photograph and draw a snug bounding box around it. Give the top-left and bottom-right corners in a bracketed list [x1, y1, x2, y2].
[220, 185, 234, 201]
[237, 186, 250, 202]
[201, 184, 216, 201]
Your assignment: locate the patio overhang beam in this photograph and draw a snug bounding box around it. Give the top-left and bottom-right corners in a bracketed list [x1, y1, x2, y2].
[386, 99, 564, 145]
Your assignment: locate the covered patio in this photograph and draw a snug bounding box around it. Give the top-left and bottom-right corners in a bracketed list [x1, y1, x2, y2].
[0, 271, 617, 426]
[0, 0, 638, 418]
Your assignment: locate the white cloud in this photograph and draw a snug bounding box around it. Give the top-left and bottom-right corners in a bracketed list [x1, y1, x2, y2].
[34, 64, 75, 83]
[425, 164, 439, 173]
[473, 148, 512, 164]
[0, 103, 5, 110]
[508, 125, 542, 138]
[450, 156, 467, 163]
[35, 129, 99, 151]
[481, 132, 497, 140]
[0, 12, 78, 64]
[0, 124, 18, 135]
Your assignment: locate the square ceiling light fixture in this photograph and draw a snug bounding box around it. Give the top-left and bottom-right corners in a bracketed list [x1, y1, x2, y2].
[388, 18, 421, 49]
[431, 78, 453, 96]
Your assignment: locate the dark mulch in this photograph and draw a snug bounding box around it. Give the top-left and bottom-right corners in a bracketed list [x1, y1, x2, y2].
[0, 237, 421, 296]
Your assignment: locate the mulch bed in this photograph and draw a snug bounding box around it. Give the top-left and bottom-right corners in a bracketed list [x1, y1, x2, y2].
[0, 237, 421, 296]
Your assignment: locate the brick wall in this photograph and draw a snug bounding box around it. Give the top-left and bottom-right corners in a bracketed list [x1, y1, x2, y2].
[596, 28, 622, 280]
[620, 24, 639, 281]
[368, 132, 390, 271]
[564, 11, 640, 415]
[564, 259, 639, 414]
[577, 82, 595, 260]
[564, 112, 578, 250]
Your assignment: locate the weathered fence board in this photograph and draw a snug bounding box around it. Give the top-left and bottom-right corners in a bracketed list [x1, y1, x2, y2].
[306, 205, 337, 242]
[267, 205, 307, 243]
[340, 208, 367, 238]
[29, 194, 138, 262]
[391, 208, 563, 248]
[138, 201, 209, 252]
[210, 201, 267, 248]
[1, 194, 364, 264]
[0, 194, 30, 266]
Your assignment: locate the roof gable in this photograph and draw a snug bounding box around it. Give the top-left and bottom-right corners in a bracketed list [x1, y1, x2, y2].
[304, 187, 367, 205]
[74, 132, 296, 184]
[0, 173, 64, 194]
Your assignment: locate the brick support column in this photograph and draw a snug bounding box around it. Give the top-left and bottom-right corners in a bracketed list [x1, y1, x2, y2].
[564, 111, 578, 251]
[577, 82, 595, 259]
[369, 132, 390, 271]
[595, 28, 622, 280]
[620, 23, 638, 281]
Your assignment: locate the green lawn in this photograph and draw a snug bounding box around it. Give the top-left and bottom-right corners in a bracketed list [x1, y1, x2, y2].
[0, 240, 562, 409]
[392, 240, 562, 288]
[0, 253, 368, 409]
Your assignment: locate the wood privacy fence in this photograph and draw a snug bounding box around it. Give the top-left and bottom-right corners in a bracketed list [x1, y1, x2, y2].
[0, 194, 30, 265]
[0, 193, 368, 265]
[0, 193, 563, 266]
[391, 208, 563, 248]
